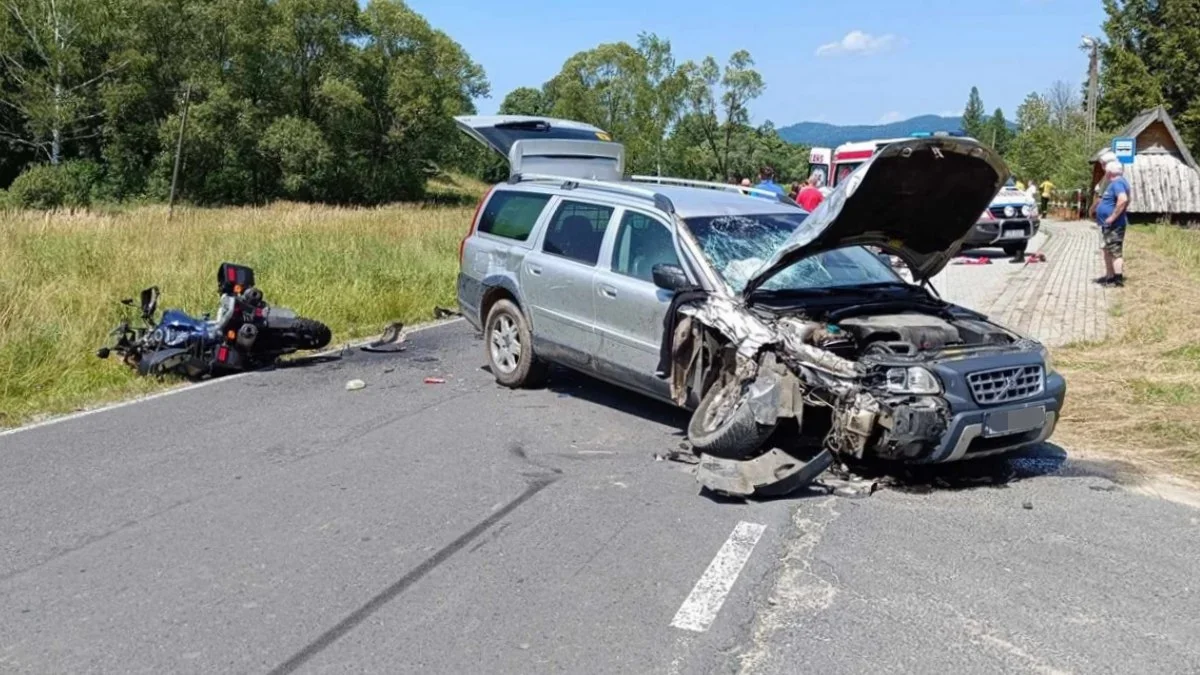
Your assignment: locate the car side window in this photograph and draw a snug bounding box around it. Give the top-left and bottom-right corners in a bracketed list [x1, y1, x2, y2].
[542, 200, 614, 265]
[611, 211, 681, 283]
[477, 191, 552, 241]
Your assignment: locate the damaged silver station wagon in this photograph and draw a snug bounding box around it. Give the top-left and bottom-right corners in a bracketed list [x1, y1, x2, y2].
[454, 115, 1066, 496]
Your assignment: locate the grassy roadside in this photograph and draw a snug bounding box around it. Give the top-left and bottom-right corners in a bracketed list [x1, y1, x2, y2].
[0, 176, 486, 428]
[1055, 225, 1200, 479]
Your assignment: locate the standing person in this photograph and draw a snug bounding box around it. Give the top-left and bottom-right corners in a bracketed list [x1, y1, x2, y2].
[1039, 177, 1055, 215]
[1090, 150, 1118, 220]
[1025, 181, 1038, 203]
[1094, 160, 1131, 287]
[796, 174, 825, 211]
[1016, 177, 1026, 191]
[753, 166, 786, 199]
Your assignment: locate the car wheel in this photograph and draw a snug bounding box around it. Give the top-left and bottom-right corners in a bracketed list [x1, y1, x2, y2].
[484, 299, 548, 388]
[687, 375, 777, 459]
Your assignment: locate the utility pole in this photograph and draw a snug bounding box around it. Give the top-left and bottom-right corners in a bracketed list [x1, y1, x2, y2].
[1081, 36, 1101, 151]
[167, 82, 192, 221]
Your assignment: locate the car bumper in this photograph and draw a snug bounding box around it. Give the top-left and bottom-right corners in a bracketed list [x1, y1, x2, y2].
[965, 217, 1040, 247]
[921, 370, 1066, 463]
[456, 272, 484, 330]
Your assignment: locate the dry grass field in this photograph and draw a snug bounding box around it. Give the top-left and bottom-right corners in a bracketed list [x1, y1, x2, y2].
[1056, 225, 1200, 478]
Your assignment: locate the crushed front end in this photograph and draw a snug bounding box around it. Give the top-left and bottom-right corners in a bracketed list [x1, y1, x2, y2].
[668, 300, 1066, 497]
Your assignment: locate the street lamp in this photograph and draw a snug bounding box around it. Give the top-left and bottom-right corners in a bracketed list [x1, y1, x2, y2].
[1080, 35, 1102, 150]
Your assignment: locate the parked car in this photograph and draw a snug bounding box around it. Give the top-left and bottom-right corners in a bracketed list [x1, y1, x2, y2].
[453, 115, 1065, 495]
[964, 177, 1041, 257]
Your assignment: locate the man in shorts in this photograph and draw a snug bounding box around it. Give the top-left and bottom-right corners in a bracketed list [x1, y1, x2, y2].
[1094, 160, 1130, 287]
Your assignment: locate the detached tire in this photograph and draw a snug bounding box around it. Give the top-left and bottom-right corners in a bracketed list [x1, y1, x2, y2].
[688, 377, 778, 459]
[293, 318, 332, 350]
[484, 299, 548, 388]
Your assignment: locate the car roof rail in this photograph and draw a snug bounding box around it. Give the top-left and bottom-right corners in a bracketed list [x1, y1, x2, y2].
[629, 174, 799, 207]
[508, 172, 676, 214]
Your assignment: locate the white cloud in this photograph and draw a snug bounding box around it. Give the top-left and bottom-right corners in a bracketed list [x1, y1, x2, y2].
[877, 111, 904, 124]
[815, 30, 897, 57]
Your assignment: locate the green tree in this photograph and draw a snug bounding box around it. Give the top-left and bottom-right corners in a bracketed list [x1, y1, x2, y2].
[1008, 88, 1092, 190]
[984, 107, 1011, 154]
[498, 86, 549, 115]
[961, 86, 986, 140]
[1098, 0, 1200, 150]
[0, 0, 125, 164]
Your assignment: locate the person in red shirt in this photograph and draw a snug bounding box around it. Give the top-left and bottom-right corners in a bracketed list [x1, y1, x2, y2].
[796, 174, 824, 211]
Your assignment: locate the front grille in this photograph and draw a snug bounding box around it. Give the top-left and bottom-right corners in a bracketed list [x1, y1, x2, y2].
[990, 206, 1028, 219]
[967, 365, 1044, 405]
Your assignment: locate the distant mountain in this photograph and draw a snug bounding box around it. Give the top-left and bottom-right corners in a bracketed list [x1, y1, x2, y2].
[777, 114, 1012, 147]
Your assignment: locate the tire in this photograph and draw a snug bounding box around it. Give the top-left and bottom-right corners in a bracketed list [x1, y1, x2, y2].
[484, 299, 548, 388]
[687, 376, 778, 459]
[291, 318, 332, 350]
[1003, 242, 1028, 257]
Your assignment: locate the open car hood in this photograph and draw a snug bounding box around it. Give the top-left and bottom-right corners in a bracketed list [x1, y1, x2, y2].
[743, 137, 1009, 296]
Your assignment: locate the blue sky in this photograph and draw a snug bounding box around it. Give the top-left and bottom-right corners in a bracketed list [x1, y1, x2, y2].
[405, 0, 1108, 127]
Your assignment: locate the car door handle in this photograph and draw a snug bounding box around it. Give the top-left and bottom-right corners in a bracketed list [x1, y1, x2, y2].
[527, 263, 542, 276]
[598, 284, 618, 298]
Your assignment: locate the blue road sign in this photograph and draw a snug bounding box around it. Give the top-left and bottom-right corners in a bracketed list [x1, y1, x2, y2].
[1112, 137, 1136, 164]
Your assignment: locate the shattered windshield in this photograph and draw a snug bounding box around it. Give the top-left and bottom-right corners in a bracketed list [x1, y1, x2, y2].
[684, 213, 901, 294]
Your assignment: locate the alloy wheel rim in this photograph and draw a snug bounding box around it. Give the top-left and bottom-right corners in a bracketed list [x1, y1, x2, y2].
[490, 314, 522, 374]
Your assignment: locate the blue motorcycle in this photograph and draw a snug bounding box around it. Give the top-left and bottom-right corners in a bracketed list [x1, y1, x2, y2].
[97, 263, 332, 379]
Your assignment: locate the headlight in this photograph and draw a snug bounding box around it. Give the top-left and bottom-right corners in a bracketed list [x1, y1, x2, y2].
[885, 366, 942, 394]
[1021, 204, 1031, 216]
[1003, 205, 1015, 217]
[1038, 345, 1056, 374]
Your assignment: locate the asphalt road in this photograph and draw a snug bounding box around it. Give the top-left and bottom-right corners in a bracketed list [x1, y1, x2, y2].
[2, 320, 1199, 674]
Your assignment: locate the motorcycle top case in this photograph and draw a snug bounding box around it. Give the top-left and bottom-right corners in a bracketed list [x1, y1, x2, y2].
[218, 263, 255, 295]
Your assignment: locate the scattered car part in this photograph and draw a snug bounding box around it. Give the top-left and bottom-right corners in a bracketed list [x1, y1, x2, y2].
[361, 322, 407, 353]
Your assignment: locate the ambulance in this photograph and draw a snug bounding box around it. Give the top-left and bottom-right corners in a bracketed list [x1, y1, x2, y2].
[807, 132, 967, 193]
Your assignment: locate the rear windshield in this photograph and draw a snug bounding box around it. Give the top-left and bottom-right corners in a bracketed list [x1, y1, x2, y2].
[478, 121, 613, 153]
[477, 191, 552, 241]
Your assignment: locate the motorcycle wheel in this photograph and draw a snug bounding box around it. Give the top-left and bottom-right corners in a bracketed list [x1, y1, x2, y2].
[291, 318, 332, 350]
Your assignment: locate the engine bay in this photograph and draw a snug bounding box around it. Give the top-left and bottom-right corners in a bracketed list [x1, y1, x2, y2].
[801, 312, 1018, 360]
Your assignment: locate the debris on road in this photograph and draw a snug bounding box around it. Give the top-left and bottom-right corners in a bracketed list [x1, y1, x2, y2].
[423, 377, 446, 384]
[360, 322, 407, 353]
[1023, 500, 1034, 510]
[345, 379, 366, 391]
[656, 446, 701, 465]
[434, 306, 462, 319]
[696, 448, 833, 498]
[1026, 252, 1048, 263]
[952, 256, 993, 265]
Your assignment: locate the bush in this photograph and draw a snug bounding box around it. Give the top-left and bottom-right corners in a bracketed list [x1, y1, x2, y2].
[8, 161, 104, 210]
[0, 188, 12, 210]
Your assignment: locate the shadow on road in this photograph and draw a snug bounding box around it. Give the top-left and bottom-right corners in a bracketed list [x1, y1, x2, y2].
[542, 367, 691, 430]
[842, 443, 1134, 495]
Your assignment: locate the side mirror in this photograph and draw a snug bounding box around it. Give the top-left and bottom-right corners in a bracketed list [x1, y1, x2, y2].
[652, 263, 691, 292]
[140, 286, 159, 319]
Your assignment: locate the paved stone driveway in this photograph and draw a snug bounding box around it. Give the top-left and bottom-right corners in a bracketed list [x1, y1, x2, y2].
[920, 220, 1110, 347]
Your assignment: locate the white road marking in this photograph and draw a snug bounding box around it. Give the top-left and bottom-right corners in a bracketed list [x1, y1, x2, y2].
[670, 521, 766, 633]
[0, 317, 464, 438]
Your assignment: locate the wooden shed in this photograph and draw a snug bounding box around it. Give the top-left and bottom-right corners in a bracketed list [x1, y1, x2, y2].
[1090, 105, 1200, 218]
